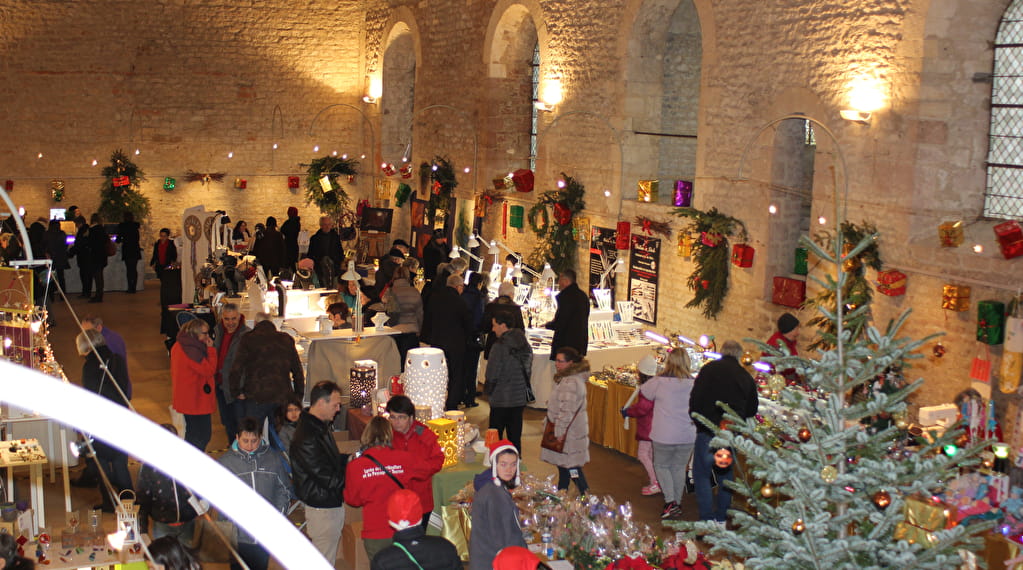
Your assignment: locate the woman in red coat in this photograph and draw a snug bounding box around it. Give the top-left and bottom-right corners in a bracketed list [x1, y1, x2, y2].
[171, 318, 218, 451]
[344, 416, 433, 561]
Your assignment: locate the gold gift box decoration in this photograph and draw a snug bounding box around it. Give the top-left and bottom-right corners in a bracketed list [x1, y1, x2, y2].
[893, 496, 955, 547]
[375, 178, 392, 200]
[938, 221, 964, 248]
[427, 418, 460, 468]
[941, 284, 970, 312]
[678, 231, 695, 258]
[637, 180, 659, 203]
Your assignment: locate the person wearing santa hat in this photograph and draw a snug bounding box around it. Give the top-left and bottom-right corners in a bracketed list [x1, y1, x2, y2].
[469, 440, 527, 570]
[369, 489, 461, 570]
[492, 545, 553, 570]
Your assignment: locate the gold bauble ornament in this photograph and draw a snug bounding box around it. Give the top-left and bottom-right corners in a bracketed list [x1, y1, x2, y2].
[761, 483, 775, 498]
[740, 351, 755, 366]
[767, 374, 786, 393]
[792, 519, 806, 535]
[873, 490, 892, 510]
[798, 427, 812, 443]
[820, 465, 838, 483]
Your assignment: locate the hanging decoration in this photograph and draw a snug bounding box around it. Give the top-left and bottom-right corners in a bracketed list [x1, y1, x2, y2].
[99, 149, 151, 222]
[399, 163, 414, 179]
[572, 217, 590, 242]
[509, 205, 525, 229]
[302, 155, 359, 216]
[512, 169, 534, 193]
[876, 269, 907, 297]
[233, 178, 247, 190]
[527, 173, 587, 274]
[287, 176, 300, 189]
[394, 183, 413, 208]
[976, 300, 1005, 345]
[163, 177, 176, 191]
[677, 231, 694, 258]
[673, 180, 693, 207]
[634, 216, 672, 238]
[1001, 302, 1023, 393]
[420, 157, 458, 226]
[3, 180, 12, 192]
[637, 179, 659, 202]
[671, 207, 748, 320]
[803, 221, 882, 352]
[616, 221, 631, 250]
[731, 244, 755, 268]
[794, 247, 809, 275]
[938, 220, 964, 247]
[184, 170, 226, 186]
[771, 276, 806, 309]
[46, 179, 65, 202]
[941, 284, 970, 312]
[478, 187, 505, 213]
[994, 220, 1023, 259]
[381, 163, 397, 177]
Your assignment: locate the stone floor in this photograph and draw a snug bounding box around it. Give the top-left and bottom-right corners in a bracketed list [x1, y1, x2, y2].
[8, 280, 698, 568]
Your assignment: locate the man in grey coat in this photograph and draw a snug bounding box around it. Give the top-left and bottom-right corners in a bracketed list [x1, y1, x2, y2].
[218, 416, 292, 570]
[213, 303, 250, 442]
[484, 312, 533, 452]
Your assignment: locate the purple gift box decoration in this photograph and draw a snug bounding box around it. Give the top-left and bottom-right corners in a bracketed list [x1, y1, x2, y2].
[673, 180, 693, 207]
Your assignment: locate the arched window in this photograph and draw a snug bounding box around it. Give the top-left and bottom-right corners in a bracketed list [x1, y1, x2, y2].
[985, 2, 1023, 219]
[530, 42, 540, 171]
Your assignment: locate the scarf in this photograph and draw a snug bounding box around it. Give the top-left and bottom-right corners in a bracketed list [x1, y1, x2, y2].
[176, 329, 208, 364]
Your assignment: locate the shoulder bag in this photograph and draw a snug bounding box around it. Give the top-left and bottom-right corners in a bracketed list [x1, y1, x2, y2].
[541, 390, 583, 453]
[514, 351, 536, 403]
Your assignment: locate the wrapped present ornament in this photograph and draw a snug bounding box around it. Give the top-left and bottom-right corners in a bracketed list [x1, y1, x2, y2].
[673, 180, 693, 207]
[163, 177, 176, 191]
[3, 180, 11, 192]
[700, 231, 723, 247]
[772, 276, 806, 308]
[876, 270, 907, 296]
[553, 202, 572, 225]
[287, 176, 300, 189]
[938, 221, 964, 247]
[794, 247, 808, 275]
[394, 183, 412, 207]
[841, 242, 861, 272]
[677, 231, 695, 257]
[512, 169, 534, 193]
[894, 496, 956, 547]
[572, 217, 590, 241]
[616, 221, 631, 250]
[399, 163, 414, 179]
[375, 178, 391, 200]
[731, 243, 754, 267]
[234, 178, 247, 189]
[112, 175, 130, 187]
[637, 179, 659, 203]
[942, 284, 971, 312]
[381, 163, 396, 176]
[994, 220, 1023, 259]
[508, 205, 524, 229]
[977, 300, 1006, 345]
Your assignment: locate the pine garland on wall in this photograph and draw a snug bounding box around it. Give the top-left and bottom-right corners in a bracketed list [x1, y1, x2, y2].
[803, 220, 882, 352]
[420, 156, 458, 226]
[527, 173, 586, 275]
[672, 206, 748, 319]
[303, 155, 359, 216]
[99, 149, 151, 223]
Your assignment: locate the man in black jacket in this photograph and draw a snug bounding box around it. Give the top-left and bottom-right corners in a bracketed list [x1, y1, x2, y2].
[421, 273, 473, 410]
[290, 381, 347, 564]
[544, 269, 590, 359]
[688, 340, 759, 525]
[371, 489, 460, 570]
[305, 216, 343, 286]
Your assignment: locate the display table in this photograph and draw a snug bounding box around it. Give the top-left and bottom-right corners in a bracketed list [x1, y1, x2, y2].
[0, 438, 48, 531]
[346, 408, 371, 442]
[429, 461, 486, 561]
[302, 328, 401, 402]
[585, 381, 639, 457]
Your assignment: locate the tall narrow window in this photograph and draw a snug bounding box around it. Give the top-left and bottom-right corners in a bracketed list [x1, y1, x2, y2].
[530, 43, 540, 171]
[986, 1, 1023, 219]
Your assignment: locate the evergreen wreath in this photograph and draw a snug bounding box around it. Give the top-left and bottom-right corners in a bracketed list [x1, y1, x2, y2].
[420, 156, 458, 226]
[672, 206, 748, 320]
[527, 173, 586, 275]
[302, 155, 359, 216]
[99, 149, 151, 223]
[803, 220, 882, 352]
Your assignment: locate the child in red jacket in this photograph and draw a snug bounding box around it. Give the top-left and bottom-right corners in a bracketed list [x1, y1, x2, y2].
[623, 355, 661, 496]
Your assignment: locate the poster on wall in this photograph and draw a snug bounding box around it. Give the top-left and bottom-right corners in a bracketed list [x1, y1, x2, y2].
[628, 234, 660, 324]
[589, 227, 619, 304]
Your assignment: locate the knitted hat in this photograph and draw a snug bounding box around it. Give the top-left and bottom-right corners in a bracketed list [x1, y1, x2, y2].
[489, 439, 520, 487]
[637, 354, 661, 377]
[387, 489, 423, 530]
[493, 545, 540, 570]
[287, 206, 299, 218]
[777, 313, 799, 334]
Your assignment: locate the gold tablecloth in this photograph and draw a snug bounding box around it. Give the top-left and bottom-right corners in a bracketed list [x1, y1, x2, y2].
[586, 381, 639, 457]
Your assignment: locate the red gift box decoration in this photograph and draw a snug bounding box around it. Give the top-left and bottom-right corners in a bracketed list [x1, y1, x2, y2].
[399, 163, 414, 179]
[772, 276, 806, 308]
[3, 180, 12, 191]
[700, 231, 723, 247]
[287, 176, 300, 189]
[616, 221, 631, 250]
[553, 202, 572, 225]
[381, 163, 396, 176]
[994, 221, 1023, 259]
[876, 269, 907, 296]
[112, 175, 130, 187]
[731, 244, 754, 267]
[512, 169, 534, 193]
[234, 178, 247, 189]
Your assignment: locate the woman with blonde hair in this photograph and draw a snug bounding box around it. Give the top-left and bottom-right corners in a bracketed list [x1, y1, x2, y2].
[640, 347, 697, 520]
[170, 318, 218, 451]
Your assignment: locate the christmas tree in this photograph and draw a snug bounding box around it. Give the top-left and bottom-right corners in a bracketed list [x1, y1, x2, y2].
[98, 149, 151, 223]
[671, 232, 992, 569]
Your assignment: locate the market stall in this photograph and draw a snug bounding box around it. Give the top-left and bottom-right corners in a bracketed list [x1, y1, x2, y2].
[301, 327, 401, 402]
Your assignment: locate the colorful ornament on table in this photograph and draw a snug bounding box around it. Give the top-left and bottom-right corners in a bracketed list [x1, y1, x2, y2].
[876, 269, 907, 296]
[942, 284, 971, 312]
[994, 220, 1023, 259]
[163, 177, 176, 191]
[350, 362, 377, 408]
[616, 221, 631, 250]
[977, 300, 1006, 345]
[512, 169, 534, 192]
[731, 243, 754, 267]
[771, 276, 806, 308]
[233, 178, 247, 190]
[634, 216, 672, 238]
[794, 247, 809, 275]
[287, 175, 300, 189]
[938, 220, 964, 247]
[673, 180, 693, 207]
[50, 179, 65, 202]
[509, 205, 525, 229]
[637, 179, 659, 202]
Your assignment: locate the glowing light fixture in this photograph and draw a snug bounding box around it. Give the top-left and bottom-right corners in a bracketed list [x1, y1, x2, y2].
[363, 75, 383, 104]
[818, 216, 827, 225]
[973, 244, 984, 254]
[313, 145, 320, 152]
[768, 204, 778, 214]
[841, 76, 885, 124]
[535, 78, 563, 111]
[91, 159, 98, 167]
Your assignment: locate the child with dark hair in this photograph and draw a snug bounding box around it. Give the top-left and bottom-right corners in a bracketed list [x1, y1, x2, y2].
[275, 394, 303, 452]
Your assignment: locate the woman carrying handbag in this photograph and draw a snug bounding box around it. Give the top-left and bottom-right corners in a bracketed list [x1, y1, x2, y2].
[540, 346, 590, 493]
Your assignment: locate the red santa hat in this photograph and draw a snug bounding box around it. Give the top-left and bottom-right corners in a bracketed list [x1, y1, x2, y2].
[387, 489, 423, 531]
[493, 545, 540, 569]
[489, 439, 520, 487]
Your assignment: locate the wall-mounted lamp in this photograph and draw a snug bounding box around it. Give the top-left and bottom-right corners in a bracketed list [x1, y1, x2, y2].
[363, 75, 383, 104]
[839, 110, 871, 124]
[534, 78, 563, 112]
[841, 76, 885, 124]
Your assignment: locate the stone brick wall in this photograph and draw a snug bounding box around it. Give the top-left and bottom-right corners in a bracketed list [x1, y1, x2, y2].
[2, 0, 1022, 412]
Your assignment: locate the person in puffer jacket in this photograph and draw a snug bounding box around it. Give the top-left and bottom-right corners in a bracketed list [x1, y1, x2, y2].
[218, 416, 293, 570]
[484, 311, 533, 452]
[137, 424, 200, 546]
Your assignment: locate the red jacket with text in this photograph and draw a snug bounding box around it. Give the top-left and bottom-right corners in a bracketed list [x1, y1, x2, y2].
[344, 445, 434, 538]
[390, 421, 445, 514]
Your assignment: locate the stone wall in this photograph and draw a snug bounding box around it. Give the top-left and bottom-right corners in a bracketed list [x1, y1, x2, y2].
[2, 0, 1022, 414]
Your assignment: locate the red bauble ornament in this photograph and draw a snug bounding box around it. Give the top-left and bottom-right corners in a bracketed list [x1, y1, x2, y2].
[798, 427, 812, 443]
[553, 202, 572, 225]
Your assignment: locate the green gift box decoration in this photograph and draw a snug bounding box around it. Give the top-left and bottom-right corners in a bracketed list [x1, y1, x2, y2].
[977, 300, 1006, 345]
[509, 205, 525, 229]
[163, 177, 176, 190]
[794, 247, 808, 275]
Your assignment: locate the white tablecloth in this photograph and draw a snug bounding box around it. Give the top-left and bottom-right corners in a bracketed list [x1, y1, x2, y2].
[526, 342, 658, 408]
[302, 331, 401, 402]
[64, 246, 146, 293]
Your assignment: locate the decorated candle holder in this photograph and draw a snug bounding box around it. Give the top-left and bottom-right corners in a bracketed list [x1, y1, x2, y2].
[427, 418, 460, 468]
[404, 348, 448, 419]
[414, 405, 432, 424]
[444, 410, 467, 461]
[350, 360, 378, 409]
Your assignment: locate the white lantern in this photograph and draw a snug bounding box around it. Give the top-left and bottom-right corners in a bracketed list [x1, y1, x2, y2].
[404, 348, 447, 419]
